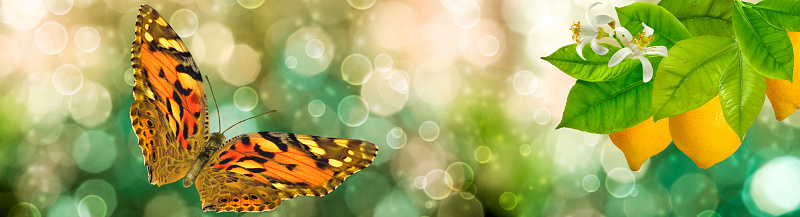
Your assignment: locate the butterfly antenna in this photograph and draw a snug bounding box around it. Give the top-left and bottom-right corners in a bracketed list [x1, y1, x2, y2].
[205, 75, 222, 133]
[222, 110, 277, 134]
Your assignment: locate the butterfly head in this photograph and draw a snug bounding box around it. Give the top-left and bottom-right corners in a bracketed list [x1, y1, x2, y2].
[208, 132, 226, 148]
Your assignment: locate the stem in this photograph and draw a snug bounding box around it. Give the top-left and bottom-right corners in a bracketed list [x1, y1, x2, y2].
[612, 33, 626, 48]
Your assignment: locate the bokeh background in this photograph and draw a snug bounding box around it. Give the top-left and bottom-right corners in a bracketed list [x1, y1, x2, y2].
[2, 0, 800, 216]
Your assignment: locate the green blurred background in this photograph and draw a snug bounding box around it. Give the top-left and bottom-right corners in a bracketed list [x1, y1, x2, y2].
[2, 0, 800, 216]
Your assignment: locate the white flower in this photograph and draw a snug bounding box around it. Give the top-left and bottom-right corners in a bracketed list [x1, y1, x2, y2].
[570, 2, 615, 60]
[607, 23, 669, 82]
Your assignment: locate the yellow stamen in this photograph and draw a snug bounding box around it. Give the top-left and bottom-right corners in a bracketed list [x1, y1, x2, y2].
[569, 21, 581, 43]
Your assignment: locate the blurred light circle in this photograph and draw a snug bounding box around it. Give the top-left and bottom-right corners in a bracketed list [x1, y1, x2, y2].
[219, 44, 260, 86]
[77, 195, 107, 217]
[73, 131, 117, 173]
[386, 127, 407, 149]
[445, 162, 474, 191]
[0, 35, 21, 76]
[8, 202, 40, 217]
[123, 68, 135, 86]
[512, 70, 537, 95]
[194, 22, 233, 66]
[697, 210, 721, 217]
[285, 56, 298, 69]
[477, 35, 499, 56]
[437, 195, 483, 217]
[533, 107, 551, 125]
[337, 95, 369, 127]
[35, 22, 68, 55]
[519, 144, 532, 156]
[630, 188, 639, 197]
[423, 169, 452, 200]
[52, 64, 83, 95]
[536, 0, 571, 23]
[749, 156, 800, 216]
[308, 99, 326, 117]
[671, 173, 718, 217]
[48, 195, 77, 217]
[46, 0, 73, 15]
[0, 6, 16, 23]
[30, 183, 66, 209]
[414, 176, 426, 189]
[305, 39, 325, 58]
[419, 121, 440, 141]
[74, 26, 100, 52]
[623, 185, 672, 217]
[347, 0, 376, 10]
[374, 53, 393, 74]
[499, 192, 518, 210]
[460, 184, 478, 200]
[70, 82, 112, 127]
[474, 146, 492, 163]
[341, 53, 373, 85]
[368, 2, 418, 50]
[606, 168, 636, 198]
[451, 0, 481, 29]
[389, 69, 410, 93]
[345, 171, 391, 213]
[502, 0, 540, 34]
[238, 0, 266, 9]
[170, 9, 199, 37]
[75, 179, 117, 216]
[360, 68, 409, 116]
[374, 189, 421, 217]
[584, 133, 599, 146]
[233, 86, 258, 112]
[425, 201, 434, 209]
[144, 194, 188, 217]
[582, 174, 600, 192]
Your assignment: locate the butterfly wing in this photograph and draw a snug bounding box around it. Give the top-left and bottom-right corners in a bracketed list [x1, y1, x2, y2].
[194, 132, 378, 212]
[130, 4, 209, 186]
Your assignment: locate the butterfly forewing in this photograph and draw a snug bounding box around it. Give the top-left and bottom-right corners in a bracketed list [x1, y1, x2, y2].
[194, 132, 378, 212]
[130, 4, 209, 186]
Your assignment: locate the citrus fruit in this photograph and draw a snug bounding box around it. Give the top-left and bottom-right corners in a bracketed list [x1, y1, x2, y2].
[765, 31, 800, 121]
[609, 117, 671, 171]
[670, 96, 741, 169]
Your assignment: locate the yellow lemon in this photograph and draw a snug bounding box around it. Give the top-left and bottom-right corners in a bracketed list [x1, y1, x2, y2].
[765, 31, 800, 121]
[669, 96, 741, 169]
[609, 117, 671, 171]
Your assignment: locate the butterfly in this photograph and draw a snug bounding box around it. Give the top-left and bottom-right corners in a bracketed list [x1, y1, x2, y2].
[129, 4, 377, 212]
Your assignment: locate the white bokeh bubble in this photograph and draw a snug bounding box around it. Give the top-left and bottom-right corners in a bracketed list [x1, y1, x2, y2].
[534, 107, 551, 125]
[512, 70, 538, 95]
[219, 44, 260, 86]
[308, 99, 326, 118]
[347, 0, 377, 10]
[419, 121, 440, 142]
[35, 22, 68, 55]
[341, 53, 373, 85]
[451, 0, 481, 29]
[387, 127, 407, 149]
[474, 146, 492, 163]
[583, 174, 600, 192]
[584, 133, 599, 146]
[233, 86, 258, 112]
[170, 9, 199, 37]
[123, 68, 135, 86]
[238, 0, 266, 9]
[606, 168, 636, 198]
[285, 56, 298, 69]
[423, 170, 452, 200]
[337, 95, 369, 127]
[75, 26, 100, 52]
[750, 157, 800, 216]
[305, 39, 325, 58]
[389, 70, 410, 93]
[374, 53, 393, 75]
[477, 35, 499, 56]
[0, 6, 16, 23]
[519, 144, 532, 156]
[46, 0, 73, 15]
[52, 64, 83, 95]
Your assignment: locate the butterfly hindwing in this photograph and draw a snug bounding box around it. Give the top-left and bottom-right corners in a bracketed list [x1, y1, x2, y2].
[195, 132, 378, 212]
[130, 4, 209, 186]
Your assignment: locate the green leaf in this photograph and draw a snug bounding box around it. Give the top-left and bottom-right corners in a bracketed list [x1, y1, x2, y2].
[750, 0, 800, 32]
[557, 58, 660, 134]
[732, 0, 794, 81]
[658, 0, 734, 38]
[719, 50, 766, 141]
[541, 43, 640, 82]
[652, 35, 738, 121]
[616, 2, 692, 48]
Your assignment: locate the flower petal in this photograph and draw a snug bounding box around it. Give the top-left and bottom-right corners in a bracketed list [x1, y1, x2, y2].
[642, 22, 654, 36]
[580, 25, 597, 36]
[593, 15, 614, 26]
[636, 55, 653, 82]
[608, 48, 633, 67]
[613, 27, 634, 42]
[586, 2, 604, 25]
[577, 36, 594, 60]
[591, 39, 608, 55]
[646, 46, 669, 57]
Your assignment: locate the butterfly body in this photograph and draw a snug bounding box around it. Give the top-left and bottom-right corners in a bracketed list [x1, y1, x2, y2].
[129, 4, 377, 212]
